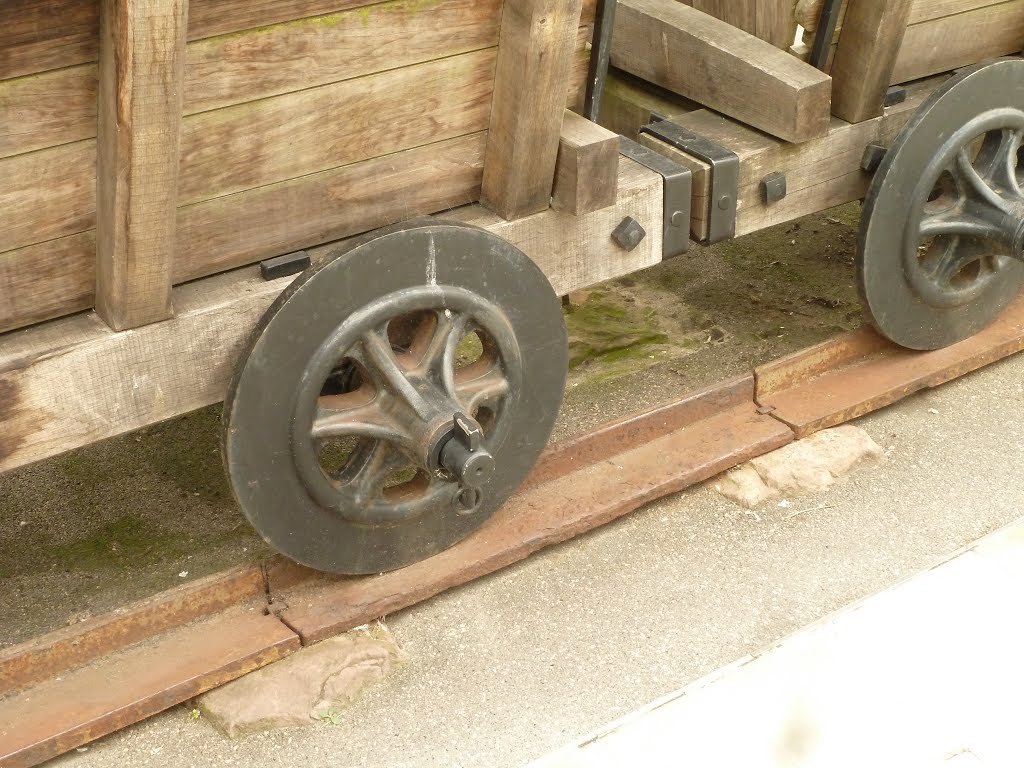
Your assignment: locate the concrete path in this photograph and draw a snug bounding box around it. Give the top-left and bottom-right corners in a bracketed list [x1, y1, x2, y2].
[533, 517, 1024, 768]
[53, 352, 1024, 768]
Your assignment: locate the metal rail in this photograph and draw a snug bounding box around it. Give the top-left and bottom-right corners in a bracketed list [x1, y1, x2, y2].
[4, 297, 1024, 766]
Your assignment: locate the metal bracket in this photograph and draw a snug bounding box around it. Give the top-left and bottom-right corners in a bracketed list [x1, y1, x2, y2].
[260, 250, 311, 281]
[639, 121, 739, 244]
[619, 137, 692, 259]
[809, 0, 843, 71]
[583, 0, 618, 122]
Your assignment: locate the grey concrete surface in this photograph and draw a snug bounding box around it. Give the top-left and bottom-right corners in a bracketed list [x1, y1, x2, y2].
[51, 349, 1024, 768]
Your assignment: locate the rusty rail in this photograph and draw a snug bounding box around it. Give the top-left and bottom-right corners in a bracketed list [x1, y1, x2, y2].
[3, 298, 1024, 766]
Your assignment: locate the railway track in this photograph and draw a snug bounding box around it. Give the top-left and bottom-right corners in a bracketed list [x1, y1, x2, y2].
[3, 296, 1024, 767]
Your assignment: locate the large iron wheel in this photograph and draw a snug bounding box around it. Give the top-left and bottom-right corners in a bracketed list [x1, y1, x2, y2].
[223, 220, 568, 574]
[859, 58, 1024, 350]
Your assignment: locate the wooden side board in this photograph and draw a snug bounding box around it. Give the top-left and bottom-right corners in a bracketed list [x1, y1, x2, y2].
[0, 43, 592, 335]
[0, 0, 505, 160]
[0, 159, 663, 474]
[0, 0, 597, 81]
[598, 68, 699, 140]
[678, 0, 797, 48]
[797, 0, 1024, 101]
[612, 0, 832, 143]
[640, 77, 941, 241]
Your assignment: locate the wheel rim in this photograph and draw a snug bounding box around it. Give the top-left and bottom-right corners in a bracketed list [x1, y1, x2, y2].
[858, 59, 1024, 350]
[223, 220, 568, 575]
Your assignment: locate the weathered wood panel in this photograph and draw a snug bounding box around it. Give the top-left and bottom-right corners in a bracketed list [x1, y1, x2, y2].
[0, 0, 597, 81]
[482, 0, 586, 220]
[831, 0, 914, 123]
[0, 0, 502, 160]
[178, 49, 495, 205]
[893, 1, 1024, 84]
[0, 159, 661, 474]
[612, 0, 832, 143]
[0, 136, 484, 334]
[0, 39, 591, 333]
[95, 0, 188, 330]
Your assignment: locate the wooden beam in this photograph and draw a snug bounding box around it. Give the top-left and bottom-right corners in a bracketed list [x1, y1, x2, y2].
[0, 159, 662, 474]
[598, 68, 699, 140]
[552, 111, 620, 216]
[481, 0, 585, 220]
[830, 0, 914, 123]
[612, 0, 832, 143]
[95, 0, 188, 330]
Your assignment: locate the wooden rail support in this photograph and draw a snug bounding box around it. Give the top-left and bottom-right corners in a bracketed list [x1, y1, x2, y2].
[481, 0, 585, 221]
[552, 110, 620, 216]
[830, 0, 914, 123]
[95, 0, 188, 331]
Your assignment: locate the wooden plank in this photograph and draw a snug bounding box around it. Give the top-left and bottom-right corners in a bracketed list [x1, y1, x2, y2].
[481, 0, 585, 220]
[95, 0, 188, 331]
[598, 68, 699, 140]
[830, 0, 914, 123]
[552, 111, 620, 216]
[639, 77, 940, 240]
[0, 0, 597, 84]
[177, 48, 495, 205]
[798, 0, 1008, 30]
[0, 159, 662, 473]
[757, 0, 798, 48]
[893, 1, 1024, 84]
[0, 135, 485, 335]
[0, 12, 595, 162]
[612, 0, 832, 143]
[0, 141, 95, 254]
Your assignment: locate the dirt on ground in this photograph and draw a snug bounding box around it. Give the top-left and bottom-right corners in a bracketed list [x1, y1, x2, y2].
[0, 203, 866, 648]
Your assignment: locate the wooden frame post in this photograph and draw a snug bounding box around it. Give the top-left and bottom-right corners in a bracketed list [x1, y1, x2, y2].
[481, 0, 584, 221]
[830, 0, 914, 124]
[96, 0, 188, 331]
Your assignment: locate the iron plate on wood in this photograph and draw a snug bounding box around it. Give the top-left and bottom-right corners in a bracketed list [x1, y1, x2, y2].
[859, 59, 1024, 350]
[223, 219, 568, 575]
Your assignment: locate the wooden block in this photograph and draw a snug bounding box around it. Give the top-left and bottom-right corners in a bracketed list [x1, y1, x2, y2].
[639, 76, 942, 240]
[552, 111, 620, 216]
[481, 0, 585, 220]
[830, 0, 914, 123]
[95, 0, 188, 331]
[612, 0, 833, 143]
[0, 159, 662, 473]
[598, 68, 699, 139]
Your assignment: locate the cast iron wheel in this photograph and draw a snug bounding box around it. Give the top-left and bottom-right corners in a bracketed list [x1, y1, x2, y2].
[223, 219, 568, 574]
[859, 58, 1024, 350]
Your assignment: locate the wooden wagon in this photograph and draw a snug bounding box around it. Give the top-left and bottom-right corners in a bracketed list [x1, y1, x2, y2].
[1, 0, 1023, 577]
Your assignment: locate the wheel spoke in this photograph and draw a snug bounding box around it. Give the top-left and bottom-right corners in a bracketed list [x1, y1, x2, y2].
[980, 128, 1024, 197]
[312, 396, 409, 446]
[919, 210, 1006, 244]
[415, 311, 464, 380]
[455, 366, 510, 413]
[952, 147, 1010, 212]
[345, 440, 405, 508]
[357, 328, 431, 419]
